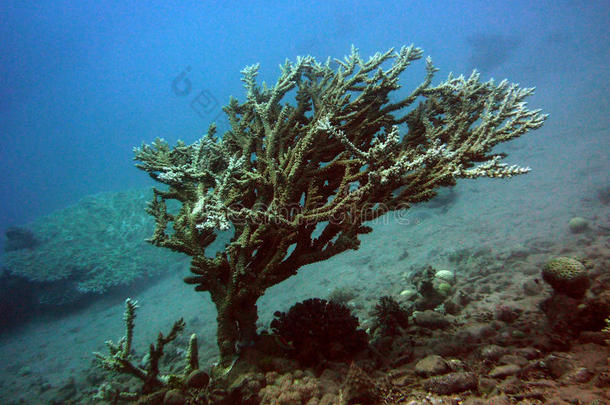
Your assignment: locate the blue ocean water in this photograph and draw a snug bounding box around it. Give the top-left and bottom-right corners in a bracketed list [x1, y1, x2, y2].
[1, 0, 607, 238]
[0, 1, 608, 403]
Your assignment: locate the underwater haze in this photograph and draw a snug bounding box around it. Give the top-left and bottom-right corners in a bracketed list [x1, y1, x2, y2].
[1, 0, 608, 239]
[0, 1, 609, 404]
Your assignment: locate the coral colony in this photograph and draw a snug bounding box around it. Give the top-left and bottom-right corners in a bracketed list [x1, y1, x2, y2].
[96, 45, 550, 401]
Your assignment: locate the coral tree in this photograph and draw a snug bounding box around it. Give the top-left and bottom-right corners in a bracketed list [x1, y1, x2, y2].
[133, 45, 546, 367]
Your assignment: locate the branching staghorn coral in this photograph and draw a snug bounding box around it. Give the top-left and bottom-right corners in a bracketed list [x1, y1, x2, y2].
[134, 45, 546, 367]
[94, 298, 200, 399]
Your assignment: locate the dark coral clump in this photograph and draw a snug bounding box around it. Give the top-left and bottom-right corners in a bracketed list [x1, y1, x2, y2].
[4, 226, 40, 252]
[270, 298, 368, 366]
[371, 296, 411, 336]
[412, 265, 447, 310]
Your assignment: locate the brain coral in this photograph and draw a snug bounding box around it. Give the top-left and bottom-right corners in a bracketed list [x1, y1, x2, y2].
[542, 257, 589, 298]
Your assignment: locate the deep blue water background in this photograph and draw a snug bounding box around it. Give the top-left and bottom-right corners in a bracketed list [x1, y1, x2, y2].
[0, 0, 608, 246]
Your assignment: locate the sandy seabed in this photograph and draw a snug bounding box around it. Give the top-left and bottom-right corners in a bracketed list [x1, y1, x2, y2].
[0, 129, 608, 404]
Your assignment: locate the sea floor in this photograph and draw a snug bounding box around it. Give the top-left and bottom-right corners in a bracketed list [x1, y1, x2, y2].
[0, 130, 608, 404]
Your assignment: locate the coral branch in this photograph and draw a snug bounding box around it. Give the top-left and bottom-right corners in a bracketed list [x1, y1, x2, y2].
[94, 298, 198, 398]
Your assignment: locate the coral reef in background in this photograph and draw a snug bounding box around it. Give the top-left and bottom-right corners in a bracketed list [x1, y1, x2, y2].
[1, 189, 187, 302]
[134, 44, 546, 368]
